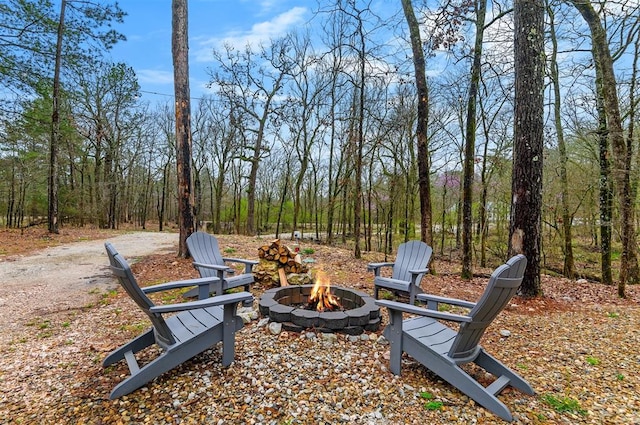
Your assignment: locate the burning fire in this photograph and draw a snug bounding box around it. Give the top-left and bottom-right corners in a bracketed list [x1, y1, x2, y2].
[309, 269, 342, 312]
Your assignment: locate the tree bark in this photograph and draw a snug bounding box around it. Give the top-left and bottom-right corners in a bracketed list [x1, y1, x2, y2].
[172, 0, 195, 257]
[401, 0, 433, 248]
[461, 0, 487, 279]
[596, 69, 613, 285]
[510, 0, 545, 297]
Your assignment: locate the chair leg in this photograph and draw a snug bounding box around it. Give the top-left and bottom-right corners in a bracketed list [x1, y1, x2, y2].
[103, 329, 155, 367]
[474, 350, 535, 395]
[241, 285, 253, 306]
[427, 361, 515, 422]
[110, 353, 184, 399]
[401, 337, 515, 421]
[209, 279, 223, 297]
[220, 303, 240, 367]
[109, 335, 218, 399]
[384, 309, 404, 375]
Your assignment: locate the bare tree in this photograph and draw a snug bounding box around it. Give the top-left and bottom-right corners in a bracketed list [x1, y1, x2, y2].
[284, 32, 330, 240]
[49, 0, 66, 234]
[401, 0, 434, 249]
[172, 0, 195, 257]
[211, 40, 291, 235]
[570, 0, 640, 297]
[461, 0, 488, 278]
[547, 0, 575, 278]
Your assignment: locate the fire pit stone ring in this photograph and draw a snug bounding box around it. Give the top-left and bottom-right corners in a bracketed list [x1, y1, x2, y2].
[258, 285, 381, 335]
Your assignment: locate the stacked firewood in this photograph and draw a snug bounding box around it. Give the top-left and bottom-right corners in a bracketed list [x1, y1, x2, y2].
[258, 239, 308, 274]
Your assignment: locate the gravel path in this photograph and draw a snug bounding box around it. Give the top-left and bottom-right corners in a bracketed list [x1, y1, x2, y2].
[0, 232, 177, 339]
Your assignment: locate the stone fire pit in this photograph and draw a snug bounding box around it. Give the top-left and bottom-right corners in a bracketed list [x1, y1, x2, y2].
[258, 285, 380, 335]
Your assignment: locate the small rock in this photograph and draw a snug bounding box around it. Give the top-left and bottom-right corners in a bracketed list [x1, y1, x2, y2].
[321, 333, 337, 343]
[499, 329, 511, 337]
[267, 322, 282, 335]
[237, 307, 259, 320]
[257, 318, 270, 327]
[376, 335, 389, 345]
[238, 313, 253, 324]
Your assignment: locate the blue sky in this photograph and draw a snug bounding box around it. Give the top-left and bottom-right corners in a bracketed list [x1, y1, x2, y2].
[108, 0, 312, 103]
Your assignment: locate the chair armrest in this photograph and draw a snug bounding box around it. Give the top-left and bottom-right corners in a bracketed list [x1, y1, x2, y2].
[141, 276, 219, 294]
[368, 262, 395, 270]
[407, 268, 429, 284]
[193, 261, 231, 273]
[376, 299, 472, 323]
[367, 262, 394, 276]
[222, 257, 258, 274]
[149, 291, 254, 314]
[222, 257, 258, 266]
[416, 294, 476, 310]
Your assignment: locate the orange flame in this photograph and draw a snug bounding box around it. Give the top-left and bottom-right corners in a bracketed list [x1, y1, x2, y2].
[309, 269, 342, 312]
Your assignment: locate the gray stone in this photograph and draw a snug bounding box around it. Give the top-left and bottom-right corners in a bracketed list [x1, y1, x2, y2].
[267, 322, 282, 335]
[376, 335, 389, 345]
[286, 273, 313, 285]
[320, 332, 338, 343]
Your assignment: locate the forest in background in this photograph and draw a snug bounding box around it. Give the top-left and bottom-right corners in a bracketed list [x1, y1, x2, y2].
[1, 0, 639, 287]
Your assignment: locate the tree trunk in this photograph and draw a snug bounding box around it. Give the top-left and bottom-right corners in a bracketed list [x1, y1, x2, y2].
[157, 161, 169, 232]
[596, 70, 613, 285]
[461, 0, 487, 278]
[49, 0, 66, 234]
[548, 3, 575, 279]
[571, 0, 639, 297]
[352, 20, 366, 260]
[172, 0, 195, 257]
[478, 95, 491, 268]
[401, 0, 433, 248]
[510, 0, 545, 297]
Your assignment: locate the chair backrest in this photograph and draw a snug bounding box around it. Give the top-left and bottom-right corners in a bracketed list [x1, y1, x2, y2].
[104, 242, 175, 346]
[392, 240, 433, 283]
[186, 232, 225, 278]
[448, 254, 527, 360]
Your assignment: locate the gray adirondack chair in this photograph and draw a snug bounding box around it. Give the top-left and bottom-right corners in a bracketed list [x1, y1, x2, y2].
[103, 242, 253, 399]
[182, 231, 258, 299]
[376, 255, 533, 422]
[368, 240, 432, 304]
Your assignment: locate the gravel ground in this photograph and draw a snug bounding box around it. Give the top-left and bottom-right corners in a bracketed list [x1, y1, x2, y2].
[1, 233, 639, 424]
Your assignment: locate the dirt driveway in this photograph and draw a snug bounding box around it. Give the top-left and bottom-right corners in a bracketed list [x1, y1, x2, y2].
[0, 232, 178, 339]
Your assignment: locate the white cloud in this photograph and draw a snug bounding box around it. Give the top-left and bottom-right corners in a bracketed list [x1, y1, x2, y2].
[258, 0, 278, 14]
[193, 7, 308, 62]
[136, 69, 174, 85]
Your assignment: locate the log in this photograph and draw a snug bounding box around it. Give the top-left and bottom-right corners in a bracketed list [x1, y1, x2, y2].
[257, 238, 309, 274]
[278, 267, 289, 286]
